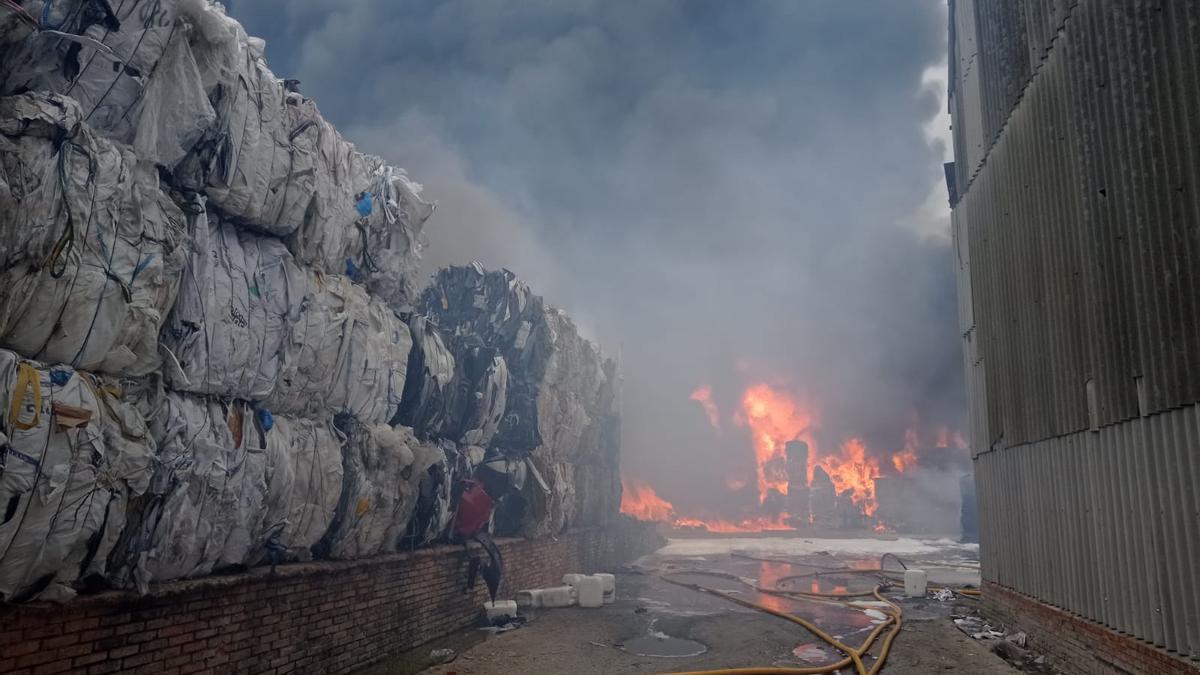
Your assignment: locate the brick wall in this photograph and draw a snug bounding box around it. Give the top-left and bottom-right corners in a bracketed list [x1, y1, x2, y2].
[982, 582, 1200, 675]
[0, 521, 664, 675]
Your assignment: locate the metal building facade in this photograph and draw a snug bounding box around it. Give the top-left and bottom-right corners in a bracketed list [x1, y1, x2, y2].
[950, 0, 1200, 660]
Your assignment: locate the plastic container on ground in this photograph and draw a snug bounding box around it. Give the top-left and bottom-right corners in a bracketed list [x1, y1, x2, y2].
[578, 576, 604, 608]
[484, 600, 518, 621]
[540, 586, 575, 608]
[515, 589, 543, 608]
[594, 573, 616, 604]
[905, 569, 928, 597]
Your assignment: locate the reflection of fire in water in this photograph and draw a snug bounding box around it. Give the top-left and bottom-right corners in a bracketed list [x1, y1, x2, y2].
[757, 561, 791, 613]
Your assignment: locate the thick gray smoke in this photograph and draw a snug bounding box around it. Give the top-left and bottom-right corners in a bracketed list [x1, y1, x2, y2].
[226, 0, 961, 517]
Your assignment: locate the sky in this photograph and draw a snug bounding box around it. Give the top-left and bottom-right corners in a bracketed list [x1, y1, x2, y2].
[226, 0, 961, 517]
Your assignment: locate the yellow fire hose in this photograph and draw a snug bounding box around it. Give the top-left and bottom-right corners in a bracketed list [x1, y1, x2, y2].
[656, 551, 982, 674]
[660, 574, 901, 675]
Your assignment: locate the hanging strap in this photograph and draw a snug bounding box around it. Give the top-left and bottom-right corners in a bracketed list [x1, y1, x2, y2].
[10, 363, 42, 431]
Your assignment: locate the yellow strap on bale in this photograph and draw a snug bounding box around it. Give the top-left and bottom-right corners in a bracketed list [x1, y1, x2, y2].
[10, 362, 42, 431]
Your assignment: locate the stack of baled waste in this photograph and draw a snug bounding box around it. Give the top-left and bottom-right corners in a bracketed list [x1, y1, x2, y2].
[417, 266, 622, 538]
[0, 0, 440, 601]
[0, 0, 620, 604]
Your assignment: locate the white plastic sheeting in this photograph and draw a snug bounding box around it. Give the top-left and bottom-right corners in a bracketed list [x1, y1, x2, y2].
[0, 0, 216, 169]
[289, 158, 435, 310]
[0, 92, 187, 377]
[160, 206, 304, 401]
[320, 422, 439, 560]
[116, 392, 344, 590]
[0, 350, 154, 602]
[268, 273, 412, 425]
[248, 413, 343, 565]
[174, 0, 321, 235]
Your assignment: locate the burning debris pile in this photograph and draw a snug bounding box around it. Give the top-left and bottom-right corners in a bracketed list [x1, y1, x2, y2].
[623, 383, 972, 536]
[0, 0, 620, 602]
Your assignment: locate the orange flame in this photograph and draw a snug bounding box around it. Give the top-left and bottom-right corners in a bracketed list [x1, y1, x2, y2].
[891, 426, 920, 472]
[620, 474, 796, 532]
[674, 513, 793, 533]
[620, 476, 675, 521]
[815, 438, 881, 516]
[737, 383, 818, 502]
[690, 384, 721, 430]
[935, 425, 949, 448]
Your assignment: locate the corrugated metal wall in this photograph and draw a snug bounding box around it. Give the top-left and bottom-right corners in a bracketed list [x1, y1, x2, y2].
[951, 0, 1200, 660]
[975, 409, 1200, 658]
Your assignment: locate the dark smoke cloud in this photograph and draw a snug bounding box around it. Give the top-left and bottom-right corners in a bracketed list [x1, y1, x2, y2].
[226, 0, 961, 517]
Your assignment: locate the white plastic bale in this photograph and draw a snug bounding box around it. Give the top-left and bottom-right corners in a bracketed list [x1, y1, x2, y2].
[522, 457, 577, 539]
[0, 350, 154, 602]
[248, 414, 343, 564]
[268, 273, 412, 425]
[289, 156, 435, 310]
[160, 206, 304, 401]
[120, 393, 267, 589]
[0, 0, 216, 169]
[0, 92, 187, 377]
[322, 422, 440, 560]
[171, 0, 317, 236]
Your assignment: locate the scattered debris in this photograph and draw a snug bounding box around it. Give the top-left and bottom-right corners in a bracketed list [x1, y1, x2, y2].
[934, 588, 955, 602]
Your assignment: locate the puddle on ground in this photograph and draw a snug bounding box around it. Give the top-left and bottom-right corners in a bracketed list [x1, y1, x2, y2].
[622, 635, 708, 658]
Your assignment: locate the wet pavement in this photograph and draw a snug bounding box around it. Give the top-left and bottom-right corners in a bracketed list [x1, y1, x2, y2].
[361, 536, 1020, 674]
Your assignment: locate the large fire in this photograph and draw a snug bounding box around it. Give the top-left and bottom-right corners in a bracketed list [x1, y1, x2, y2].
[633, 381, 967, 532]
[736, 384, 818, 502]
[816, 438, 881, 516]
[620, 475, 795, 533]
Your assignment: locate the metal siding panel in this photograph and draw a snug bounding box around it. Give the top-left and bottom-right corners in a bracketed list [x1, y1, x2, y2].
[953, 0, 1200, 656]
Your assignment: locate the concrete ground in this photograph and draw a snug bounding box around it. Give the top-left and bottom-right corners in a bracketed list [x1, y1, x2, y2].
[364, 537, 1021, 675]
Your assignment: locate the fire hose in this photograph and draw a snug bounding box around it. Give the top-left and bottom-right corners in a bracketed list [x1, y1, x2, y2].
[659, 574, 900, 675]
[658, 553, 981, 675]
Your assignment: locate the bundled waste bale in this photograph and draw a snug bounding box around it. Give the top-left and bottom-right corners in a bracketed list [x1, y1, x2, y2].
[0, 0, 216, 168]
[0, 350, 154, 602]
[394, 314, 456, 436]
[171, 0, 323, 236]
[248, 413, 343, 565]
[112, 393, 268, 589]
[419, 266, 620, 536]
[288, 157, 435, 310]
[0, 92, 187, 377]
[420, 265, 553, 453]
[113, 392, 342, 588]
[160, 204, 304, 401]
[268, 273, 412, 425]
[451, 346, 508, 447]
[318, 421, 440, 560]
